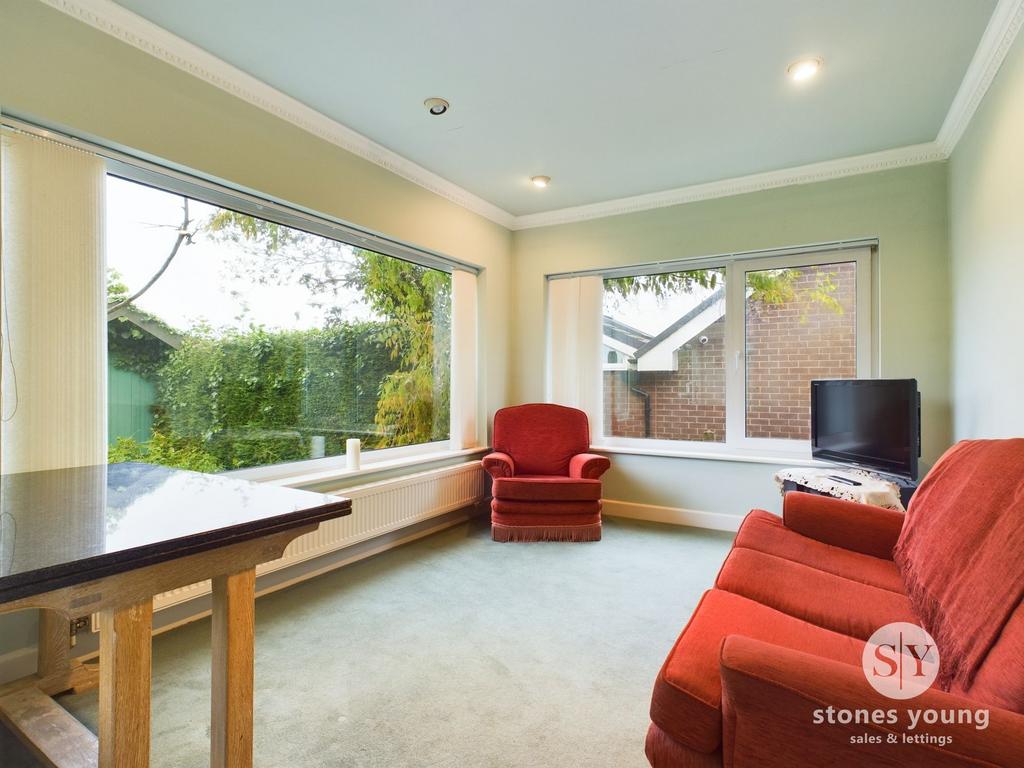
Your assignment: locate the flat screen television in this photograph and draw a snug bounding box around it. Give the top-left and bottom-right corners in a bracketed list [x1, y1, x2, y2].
[810, 379, 920, 480]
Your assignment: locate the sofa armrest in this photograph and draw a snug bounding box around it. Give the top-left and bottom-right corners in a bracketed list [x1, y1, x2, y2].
[569, 453, 610, 480]
[782, 491, 904, 559]
[720, 635, 1024, 767]
[482, 452, 515, 479]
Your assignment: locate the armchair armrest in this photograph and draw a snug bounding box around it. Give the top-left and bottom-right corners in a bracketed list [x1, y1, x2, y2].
[720, 635, 1024, 767]
[482, 452, 515, 479]
[569, 453, 610, 480]
[783, 491, 904, 559]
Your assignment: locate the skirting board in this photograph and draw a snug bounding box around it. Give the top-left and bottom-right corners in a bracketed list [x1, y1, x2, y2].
[602, 499, 745, 532]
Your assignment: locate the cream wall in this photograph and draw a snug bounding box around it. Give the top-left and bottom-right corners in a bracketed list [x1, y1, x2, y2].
[0, 0, 514, 436]
[949, 29, 1024, 439]
[511, 163, 951, 515]
[0, 0, 514, 661]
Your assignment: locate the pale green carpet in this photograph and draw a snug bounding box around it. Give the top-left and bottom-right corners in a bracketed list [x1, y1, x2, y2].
[1, 517, 733, 767]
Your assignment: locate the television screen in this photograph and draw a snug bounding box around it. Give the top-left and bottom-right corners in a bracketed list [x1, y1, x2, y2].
[811, 379, 920, 479]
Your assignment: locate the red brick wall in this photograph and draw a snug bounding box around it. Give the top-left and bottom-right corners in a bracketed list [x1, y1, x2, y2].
[604, 317, 726, 442]
[746, 263, 856, 439]
[603, 263, 856, 442]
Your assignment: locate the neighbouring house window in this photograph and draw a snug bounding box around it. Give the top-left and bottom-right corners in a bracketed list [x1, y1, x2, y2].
[594, 247, 871, 453]
[106, 175, 452, 472]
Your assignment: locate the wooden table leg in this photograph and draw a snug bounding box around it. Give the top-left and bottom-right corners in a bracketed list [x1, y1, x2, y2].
[98, 600, 153, 768]
[210, 569, 255, 768]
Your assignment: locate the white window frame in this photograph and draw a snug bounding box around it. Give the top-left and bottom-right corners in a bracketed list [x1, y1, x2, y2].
[68, 131, 482, 482]
[593, 244, 874, 461]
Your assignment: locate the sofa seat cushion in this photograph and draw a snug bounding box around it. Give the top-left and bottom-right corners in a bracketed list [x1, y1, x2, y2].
[715, 547, 917, 640]
[492, 476, 602, 502]
[735, 510, 905, 593]
[651, 589, 863, 754]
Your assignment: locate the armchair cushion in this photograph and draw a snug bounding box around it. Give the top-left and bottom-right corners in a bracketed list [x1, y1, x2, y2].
[734, 510, 905, 593]
[650, 589, 863, 754]
[569, 453, 611, 480]
[492, 403, 590, 475]
[492, 475, 602, 502]
[490, 499, 600, 517]
[482, 451, 514, 479]
[715, 547, 916, 640]
[720, 635, 1024, 768]
[782, 491, 904, 560]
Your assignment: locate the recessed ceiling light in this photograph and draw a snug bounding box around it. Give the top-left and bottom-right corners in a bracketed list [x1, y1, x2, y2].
[531, 175, 551, 189]
[424, 97, 449, 116]
[787, 57, 822, 82]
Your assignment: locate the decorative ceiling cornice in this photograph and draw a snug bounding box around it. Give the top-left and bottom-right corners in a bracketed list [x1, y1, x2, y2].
[936, 0, 1024, 155]
[511, 143, 947, 230]
[38, 0, 1024, 232]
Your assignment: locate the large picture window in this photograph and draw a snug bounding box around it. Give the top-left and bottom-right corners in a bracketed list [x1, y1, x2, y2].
[106, 175, 452, 473]
[595, 246, 872, 455]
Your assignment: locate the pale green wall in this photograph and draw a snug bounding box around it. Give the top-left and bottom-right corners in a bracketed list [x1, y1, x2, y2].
[511, 163, 951, 515]
[949, 30, 1024, 439]
[0, 0, 514, 660]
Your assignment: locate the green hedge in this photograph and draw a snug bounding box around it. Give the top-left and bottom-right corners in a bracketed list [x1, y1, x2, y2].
[110, 322, 411, 471]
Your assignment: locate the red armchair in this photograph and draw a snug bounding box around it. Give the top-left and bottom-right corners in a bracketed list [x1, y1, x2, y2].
[483, 404, 610, 542]
[646, 438, 1024, 767]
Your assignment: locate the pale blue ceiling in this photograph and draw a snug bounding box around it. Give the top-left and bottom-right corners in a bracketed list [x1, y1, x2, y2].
[113, 0, 996, 216]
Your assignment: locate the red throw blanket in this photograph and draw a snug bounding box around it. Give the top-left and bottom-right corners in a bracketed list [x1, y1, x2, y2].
[894, 439, 1024, 689]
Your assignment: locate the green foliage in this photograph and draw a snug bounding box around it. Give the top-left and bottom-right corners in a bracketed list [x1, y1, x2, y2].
[605, 266, 842, 314]
[155, 323, 397, 469]
[107, 269, 180, 377]
[349, 251, 451, 446]
[108, 433, 223, 473]
[204, 210, 451, 448]
[108, 204, 452, 474]
[605, 269, 722, 302]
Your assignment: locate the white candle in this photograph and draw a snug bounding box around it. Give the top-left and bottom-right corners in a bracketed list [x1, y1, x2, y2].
[346, 438, 361, 470]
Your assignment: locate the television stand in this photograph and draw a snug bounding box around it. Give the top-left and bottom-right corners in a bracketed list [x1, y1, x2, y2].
[774, 466, 918, 511]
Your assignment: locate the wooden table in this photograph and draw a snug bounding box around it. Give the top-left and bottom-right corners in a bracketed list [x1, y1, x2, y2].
[0, 462, 352, 768]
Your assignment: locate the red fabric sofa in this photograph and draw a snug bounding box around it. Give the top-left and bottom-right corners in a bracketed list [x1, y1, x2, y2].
[483, 404, 610, 542]
[646, 438, 1024, 767]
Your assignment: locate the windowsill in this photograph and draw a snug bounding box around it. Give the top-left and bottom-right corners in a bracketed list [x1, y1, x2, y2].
[247, 447, 488, 490]
[589, 444, 832, 467]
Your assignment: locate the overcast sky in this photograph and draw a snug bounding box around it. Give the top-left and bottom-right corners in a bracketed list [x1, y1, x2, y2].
[603, 277, 718, 337]
[107, 176, 376, 333]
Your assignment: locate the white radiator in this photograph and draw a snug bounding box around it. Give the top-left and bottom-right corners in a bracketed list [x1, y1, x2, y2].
[150, 460, 485, 613]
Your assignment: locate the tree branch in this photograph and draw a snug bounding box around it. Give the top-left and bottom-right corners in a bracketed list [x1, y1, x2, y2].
[108, 199, 192, 318]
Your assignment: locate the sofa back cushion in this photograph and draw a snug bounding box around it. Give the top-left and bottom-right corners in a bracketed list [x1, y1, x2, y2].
[492, 404, 590, 476]
[894, 439, 1024, 692]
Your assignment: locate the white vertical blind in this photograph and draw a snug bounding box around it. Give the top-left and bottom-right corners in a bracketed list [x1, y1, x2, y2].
[1, 128, 107, 473]
[449, 269, 479, 449]
[545, 275, 603, 428]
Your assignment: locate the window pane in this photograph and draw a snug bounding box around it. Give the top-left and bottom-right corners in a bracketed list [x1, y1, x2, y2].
[106, 176, 450, 472]
[602, 269, 726, 442]
[745, 261, 857, 439]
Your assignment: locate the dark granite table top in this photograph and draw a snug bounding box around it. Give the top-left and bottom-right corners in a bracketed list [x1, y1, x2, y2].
[0, 462, 351, 603]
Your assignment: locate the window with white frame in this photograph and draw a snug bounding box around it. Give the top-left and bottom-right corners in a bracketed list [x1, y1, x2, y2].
[2, 119, 480, 481]
[596, 247, 872, 454]
[105, 174, 472, 474]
